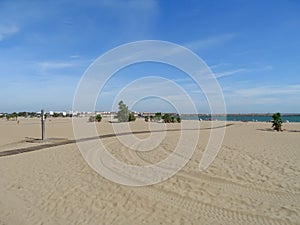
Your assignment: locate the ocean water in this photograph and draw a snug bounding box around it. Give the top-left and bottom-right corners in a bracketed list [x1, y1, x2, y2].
[181, 115, 300, 122]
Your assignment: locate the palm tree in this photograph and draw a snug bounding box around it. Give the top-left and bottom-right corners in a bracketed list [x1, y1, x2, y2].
[272, 112, 283, 131]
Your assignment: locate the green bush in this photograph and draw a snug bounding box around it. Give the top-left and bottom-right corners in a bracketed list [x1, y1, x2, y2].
[162, 113, 181, 123]
[272, 112, 282, 131]
[162, 114, 172, 123]
[129, 112, 136, 121]
[89, 114, 102, 122]
[95, 114, 102, 122]
[117, 100, 135, 122]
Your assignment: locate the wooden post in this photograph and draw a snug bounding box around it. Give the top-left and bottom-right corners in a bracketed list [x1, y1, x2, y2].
[41, 109, 45, 140]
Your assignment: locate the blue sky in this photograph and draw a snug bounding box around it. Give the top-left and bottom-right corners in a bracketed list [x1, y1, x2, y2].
[0, 0, 300, 113]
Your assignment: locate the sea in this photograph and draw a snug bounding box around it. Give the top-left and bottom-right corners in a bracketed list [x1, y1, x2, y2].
[181, 115, 300, 122]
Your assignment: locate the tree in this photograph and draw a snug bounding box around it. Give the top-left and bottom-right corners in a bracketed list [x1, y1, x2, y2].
[5, 114, 11, 121]
[88, 116, 95, 122]
[117, 100, 135, 122]
[89, 114, 102, 122]
[162, 113, 181, 123]
[154, 112, 161, 122]
[272, 112, 283, 131]
[129, 112, 136, 121]
[95, 114, 102, 122]
[162, 113, 172, 123]
[12, 112, 18, 121]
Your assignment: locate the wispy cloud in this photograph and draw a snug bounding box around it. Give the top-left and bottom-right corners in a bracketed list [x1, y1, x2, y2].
[0, 25, 19, 41]
[38, 62, 74, 70]
[214, 65, 273, 78]
[232, 84, 300, 97]
[184, 33, 237, 51]
[37, 58, 93, 72]
[98, 0, 158, 11]
[221, 84, 300, 113]
[70, 55, 80, 59]
[215, 69, 248, 78]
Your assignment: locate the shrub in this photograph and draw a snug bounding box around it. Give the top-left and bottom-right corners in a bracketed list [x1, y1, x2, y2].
[162, 113, 172, 123]
[129, 112, 136, 121]
[89, 116, 95, 122]
[89, 115, 102, 122]
[162, 113, 181, 123]
[117, 100, 135, 122]
[272, 112, 283, 131]
[95, 114, 102, 122]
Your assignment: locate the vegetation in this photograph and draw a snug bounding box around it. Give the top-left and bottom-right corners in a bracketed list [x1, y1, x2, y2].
[144, 112, 181, 123]
[129, 112, 136, 121]
[5, 112, 18, 121]
[89, 114, 102, 122]
[162, 114, 172, 123]
[271, 112, 283, 131]
[2, 111, 53, 120]
[117, 101, 136, 122]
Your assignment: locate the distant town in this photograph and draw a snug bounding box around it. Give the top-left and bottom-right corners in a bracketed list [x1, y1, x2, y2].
[1, 110, 300, 119]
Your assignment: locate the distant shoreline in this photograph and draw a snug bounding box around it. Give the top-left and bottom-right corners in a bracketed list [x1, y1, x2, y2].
[181, 113, 300, 117]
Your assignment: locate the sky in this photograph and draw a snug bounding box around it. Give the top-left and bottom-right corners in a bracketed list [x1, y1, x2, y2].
[0, 0, 300, 113]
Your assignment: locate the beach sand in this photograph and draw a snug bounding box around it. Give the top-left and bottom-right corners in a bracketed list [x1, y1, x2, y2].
[0, 117, 299, 224]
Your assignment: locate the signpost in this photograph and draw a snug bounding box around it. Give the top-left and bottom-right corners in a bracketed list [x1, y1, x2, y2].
[41, 109, 45, 141]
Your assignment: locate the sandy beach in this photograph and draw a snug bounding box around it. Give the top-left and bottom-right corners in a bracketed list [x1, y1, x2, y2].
[0, 117, 299, 225]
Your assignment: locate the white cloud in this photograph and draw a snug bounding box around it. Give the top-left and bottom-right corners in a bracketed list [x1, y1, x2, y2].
[38, 62, 73, 70]
[70, 55, 80, 59]
[37, 58, 93, 71]
[233, 85, 300, 97]
[184, 33, 237, 51]
[215, 69, 248, 78]
[214, 65, 273, 79]
[0, 25, 19, 41]
[99, 0, 158, 11]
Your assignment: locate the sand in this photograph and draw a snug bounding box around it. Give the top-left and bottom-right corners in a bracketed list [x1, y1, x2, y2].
[0, 117, 299, 224]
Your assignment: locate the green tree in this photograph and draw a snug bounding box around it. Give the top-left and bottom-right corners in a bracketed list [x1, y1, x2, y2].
[117, 101, 135, 122]
[162, 113, 181, 123]
[162, 113, 172, 123]
[5, 114, 11, 121]
[89, 114, 102, 122]
[154, 112, 162, 122]
[88, 116, 95, 122]
[95, 114, 102, 122]
[129, 112, 136, 121]
[272, 112, 283, 131]
[12, 112, 18, 121]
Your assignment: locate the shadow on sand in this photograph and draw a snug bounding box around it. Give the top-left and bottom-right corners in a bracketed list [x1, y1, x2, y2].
[257, 128, 300, 132]
[0, 123, 233, 158]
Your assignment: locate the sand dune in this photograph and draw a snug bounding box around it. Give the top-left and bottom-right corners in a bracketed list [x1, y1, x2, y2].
[0, 118, 299, 224]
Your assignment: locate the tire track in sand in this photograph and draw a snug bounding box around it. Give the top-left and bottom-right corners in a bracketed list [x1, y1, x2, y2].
[133, 144, 300, 206]
[97, 140, 296, 225]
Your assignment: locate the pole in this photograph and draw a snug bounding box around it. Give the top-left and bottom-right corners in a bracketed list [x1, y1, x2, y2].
[41, 109, 45, 140]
